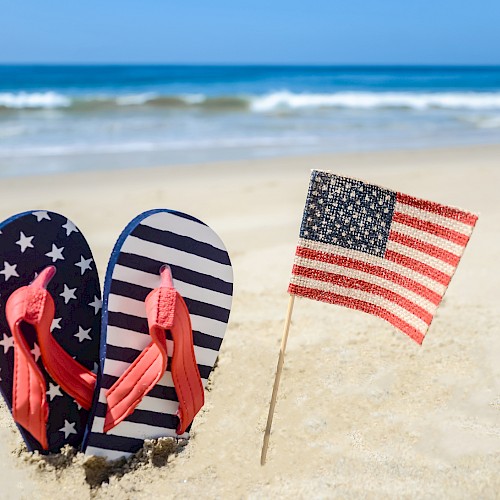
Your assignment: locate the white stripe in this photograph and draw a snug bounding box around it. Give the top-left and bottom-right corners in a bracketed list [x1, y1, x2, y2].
[98, 389, 180, 414]
[297, 238, 446, 295]
[173, 279, 233, 310]
[103, 358, 156, 378]
[85, 446, 133, 460]
[391, 221, 464, 256]
[141, 212, 227, 252]
[105, 326, 220, 367]
[112, 265, 161, 290]
[103, 359, 209, 387]
[394, 201, 474, 236]
[386, 240, 454, 276]
[122, 236, 233, 283]
[108, 294, 145, 318]
[112, 264, 232, 309]
[294, 255, 438, 314]
[190, 314, 228, 338]
[289, 274, 428, 333]
[105, 325, 151, 351]
[91, 417, 187, 440]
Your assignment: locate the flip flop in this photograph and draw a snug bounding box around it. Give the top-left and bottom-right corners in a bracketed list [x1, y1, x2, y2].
[0, 211, 101, 453]
[82, 209, 233, 460]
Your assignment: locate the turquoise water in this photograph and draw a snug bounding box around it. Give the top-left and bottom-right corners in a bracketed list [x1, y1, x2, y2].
[1, 65, 499, 175]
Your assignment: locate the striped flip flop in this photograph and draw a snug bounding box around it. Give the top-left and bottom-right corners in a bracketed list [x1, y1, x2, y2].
[82, 209, 233, 460]
[0, 211, 101, 453]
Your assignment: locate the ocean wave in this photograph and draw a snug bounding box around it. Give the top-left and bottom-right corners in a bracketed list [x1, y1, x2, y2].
[250, 91, 500, 111]
[0, 91, 71, 109]
[2, 90, 500, 112]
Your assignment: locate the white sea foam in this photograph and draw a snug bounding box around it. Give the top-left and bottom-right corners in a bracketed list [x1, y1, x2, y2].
[115, 93, 158, 105]
[0, 91, 71, 109]
[182, 93, 206, 104]
[250, 91, 500, 112]
[2, 90, 500, 112]
[109, 93, 207, 106]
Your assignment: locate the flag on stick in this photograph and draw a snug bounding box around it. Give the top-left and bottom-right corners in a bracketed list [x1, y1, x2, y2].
[289, 170, 478, 344]
[261, 170, 478, 465]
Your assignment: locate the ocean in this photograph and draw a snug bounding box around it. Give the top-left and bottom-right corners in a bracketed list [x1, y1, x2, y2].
[1, 65, 499, 176]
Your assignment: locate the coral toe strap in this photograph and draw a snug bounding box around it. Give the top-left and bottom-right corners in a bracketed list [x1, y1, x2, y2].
[6, 266, 97, 450]
[104, 265, 204, 435]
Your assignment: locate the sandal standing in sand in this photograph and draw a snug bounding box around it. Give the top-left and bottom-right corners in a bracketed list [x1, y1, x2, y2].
[82, 209, 233, 460]
[0, 211, 101, 452]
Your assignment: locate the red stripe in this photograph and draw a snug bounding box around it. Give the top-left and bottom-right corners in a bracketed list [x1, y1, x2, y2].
[397, 192, 478, 226]
[389, 231, 460, 266]
[292, 264, 433, 325]
[288, 283, 425, 344]
[385, 250, 450, 286]
[295, 246, 442, 305]
[392, 212, 469, 246]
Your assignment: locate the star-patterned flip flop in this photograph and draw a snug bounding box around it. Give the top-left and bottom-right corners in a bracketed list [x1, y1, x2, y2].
[0, 211, 101, 453]
[82, 209, 233, 460]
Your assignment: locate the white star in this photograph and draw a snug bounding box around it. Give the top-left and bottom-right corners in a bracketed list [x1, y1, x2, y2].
[59, 419, 77, 439]
[89, 296, 102, 314]
[45, 244, 65, 263]
[31, 343, 41, 362]
[62, 219, 78, 236]
[16, 232, 34, 253]
[32, 211, 51, 222]
[60, 284, 77, 304]
[0, 334, 14, 353]
[50, 318, 62, 332]
[75, 256, 93, 275]
[76, 401, 82, 411]
[0, 262, 19, 281]
[46, 383, 63, 401]
[74, 326, 91, 342]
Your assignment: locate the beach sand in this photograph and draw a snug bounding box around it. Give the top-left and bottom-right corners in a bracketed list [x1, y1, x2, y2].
[0, 145, 499, 499]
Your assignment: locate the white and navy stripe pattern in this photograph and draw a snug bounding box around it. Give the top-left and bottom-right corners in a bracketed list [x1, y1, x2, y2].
[83, 210, 233, 460]
[290, 171, 477, 344]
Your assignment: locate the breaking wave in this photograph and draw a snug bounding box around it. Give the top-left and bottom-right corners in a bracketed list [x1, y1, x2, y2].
[250, 91, 500, 111]
[2, 90, 500, 113]
[0, 91, 71, 109]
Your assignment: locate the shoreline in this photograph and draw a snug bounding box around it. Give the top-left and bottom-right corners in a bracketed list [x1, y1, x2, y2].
[0, 144, 499, 498]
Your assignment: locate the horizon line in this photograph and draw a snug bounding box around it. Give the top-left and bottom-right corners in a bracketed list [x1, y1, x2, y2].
[1, 62, 500, 67]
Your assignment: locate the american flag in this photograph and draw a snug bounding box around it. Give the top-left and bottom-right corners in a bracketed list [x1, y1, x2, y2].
[288, 171, 478, 344]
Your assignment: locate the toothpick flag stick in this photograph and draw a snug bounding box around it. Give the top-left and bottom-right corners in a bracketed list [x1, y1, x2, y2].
[260, 294, 295, 465]
[260, 169, 477, 465]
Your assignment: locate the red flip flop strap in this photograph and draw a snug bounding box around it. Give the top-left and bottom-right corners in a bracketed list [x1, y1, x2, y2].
[11, 320, 49, 450]
[104, 285, 204, 435]
[103, 340, 166, 433]
[6, 272, 97, 450]
[37, 328, 96, 411]
[169, 295, 205, 435]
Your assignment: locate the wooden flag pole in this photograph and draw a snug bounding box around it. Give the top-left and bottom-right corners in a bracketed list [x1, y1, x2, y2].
[260, 294, 296, 465]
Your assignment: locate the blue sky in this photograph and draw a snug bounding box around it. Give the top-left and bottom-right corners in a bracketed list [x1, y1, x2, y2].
[1, 0, 499, 64]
